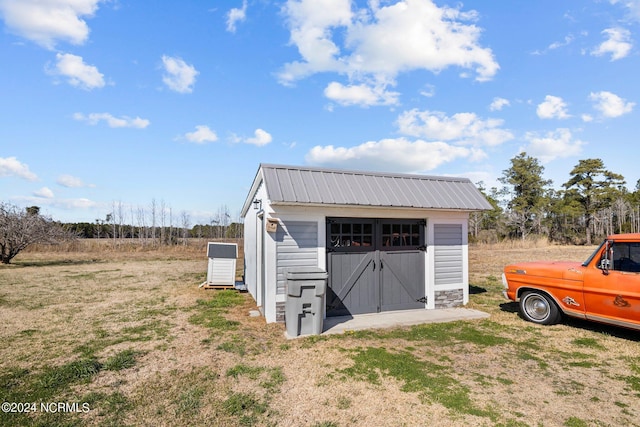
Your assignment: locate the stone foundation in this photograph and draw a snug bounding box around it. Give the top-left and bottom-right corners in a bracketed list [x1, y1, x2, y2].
[276, 301, 286, 323]
[434, 289, 464, 309]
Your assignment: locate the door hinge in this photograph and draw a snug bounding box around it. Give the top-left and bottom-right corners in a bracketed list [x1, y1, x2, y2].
[416, 296, 428, 303]
[417, 245, 427, 251]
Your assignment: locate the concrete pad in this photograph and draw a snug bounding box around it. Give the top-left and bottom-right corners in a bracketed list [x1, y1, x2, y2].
[321, 308, 490, 335]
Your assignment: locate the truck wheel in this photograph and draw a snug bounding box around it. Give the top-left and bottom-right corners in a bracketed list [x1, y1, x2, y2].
[519, 291, 561, 325]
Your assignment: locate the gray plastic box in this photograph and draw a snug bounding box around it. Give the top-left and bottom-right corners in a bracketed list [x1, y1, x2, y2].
[285, 267, 328, 337]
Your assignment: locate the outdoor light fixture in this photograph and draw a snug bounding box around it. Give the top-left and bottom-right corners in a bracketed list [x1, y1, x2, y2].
[253, 199, 262, 210]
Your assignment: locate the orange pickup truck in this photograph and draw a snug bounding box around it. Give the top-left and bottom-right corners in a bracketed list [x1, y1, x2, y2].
[502, 233, 640, 330]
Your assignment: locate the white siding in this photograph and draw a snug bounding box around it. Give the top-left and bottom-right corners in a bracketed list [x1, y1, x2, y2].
[276, 221, 318, 295]
[434, 224, 463, 286]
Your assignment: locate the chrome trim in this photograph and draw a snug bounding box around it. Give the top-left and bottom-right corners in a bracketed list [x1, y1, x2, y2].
[586, 314, 640, 331]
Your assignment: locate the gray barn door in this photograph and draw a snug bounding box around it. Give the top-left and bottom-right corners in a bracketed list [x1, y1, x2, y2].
[326, 252, 378, 316]
[380, 250, 424, 311]
[327, 218, 425, 317]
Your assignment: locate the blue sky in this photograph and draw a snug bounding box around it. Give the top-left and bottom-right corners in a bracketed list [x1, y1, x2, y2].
[1, 0, 639, 225]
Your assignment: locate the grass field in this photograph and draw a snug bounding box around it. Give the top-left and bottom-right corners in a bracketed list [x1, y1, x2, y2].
[1, 240, 640, 426]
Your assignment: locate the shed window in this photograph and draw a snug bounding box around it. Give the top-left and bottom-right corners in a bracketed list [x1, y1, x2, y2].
[328, 218, 424, 252]
[330, 221, 374, 248]
[382, 222, 421, 248]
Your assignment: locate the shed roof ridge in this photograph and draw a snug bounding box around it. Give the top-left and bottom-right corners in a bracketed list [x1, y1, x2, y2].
[259, 163, 471, 183]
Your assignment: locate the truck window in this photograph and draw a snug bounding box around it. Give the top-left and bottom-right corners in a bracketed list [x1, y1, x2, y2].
[612, 242, 640, 273]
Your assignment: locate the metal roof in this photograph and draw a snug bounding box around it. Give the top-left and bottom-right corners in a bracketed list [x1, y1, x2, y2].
[243, 164, 492, 213]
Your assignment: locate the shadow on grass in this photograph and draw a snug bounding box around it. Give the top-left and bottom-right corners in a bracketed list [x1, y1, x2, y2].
[500, 300, 640, 342]
[9, 259, 102, 268]
[563, 317, 640, 342]
[499, 301, 519, 314]
[469, 285, 487, 295]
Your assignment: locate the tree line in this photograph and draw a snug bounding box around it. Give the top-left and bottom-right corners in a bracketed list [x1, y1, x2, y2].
[0, 200, 243, 264]
[470, 154, 639, 245]
[63, 200, 244, 244]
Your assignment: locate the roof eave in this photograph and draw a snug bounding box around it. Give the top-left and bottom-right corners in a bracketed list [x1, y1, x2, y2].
[240, 167, 266, 218]
[269, 200, 490, 212]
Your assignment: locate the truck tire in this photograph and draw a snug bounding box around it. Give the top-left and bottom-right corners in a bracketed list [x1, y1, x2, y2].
[519, 291, 562, 325]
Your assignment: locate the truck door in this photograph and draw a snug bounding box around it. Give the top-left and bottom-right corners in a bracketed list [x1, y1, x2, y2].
[583, 241, 640, 329]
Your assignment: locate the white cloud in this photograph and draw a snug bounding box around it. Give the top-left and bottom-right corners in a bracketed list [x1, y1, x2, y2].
[18, 196, 98, 210]
[57, 174, 91, 188]
[278, 0, 352, 84]
[226, 0, 247, 33]
[161, 55, 198, 93]
[54, 198, 97, 209]
[591, 27, 632, 61]
[73, 112, 150, 128]
[489, 97, 510, 111]
[420, 84, 435, 98]
[324, 81, 399, 106]
[279, 0, 498, 104]
[34, 187, 54, 198]
[245, 129, 272, 146]
[51, 53, 105, 90]
[184, 125, 218, 144]
[548, 34, 575, 50]
[0, 156, 37, 181]
[522, 128, 585, 163]
[589, 90, 635, 117]
[611, 0, 640, 22]
[305, 137, 477, 173]
[396, 109, 513, 147]
[0, 0, 102, 49]
[536, 95, 570, 119]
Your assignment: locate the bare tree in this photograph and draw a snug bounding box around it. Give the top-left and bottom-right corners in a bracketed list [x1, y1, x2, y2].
[180, 210, 190, 245]
[95, 218, 102, 239]
[105, 213, 114, 240]
[0, 203, 72, 264]
[168, 206, 173, 245]
[160, 199, 166, 245]
[136, 206, 147, 244]
[150, 198, 157, 243]
[613, 197, 630, 234]
[130, 205, 136, 241]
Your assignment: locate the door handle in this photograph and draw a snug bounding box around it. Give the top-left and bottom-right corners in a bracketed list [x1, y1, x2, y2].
[373, 261, 376, 271]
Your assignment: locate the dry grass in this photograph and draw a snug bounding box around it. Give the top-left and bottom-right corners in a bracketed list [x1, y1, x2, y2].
[1, 240, 639, 426]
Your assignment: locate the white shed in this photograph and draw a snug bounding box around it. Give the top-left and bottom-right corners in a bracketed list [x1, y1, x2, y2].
[240, 164, 492, 324]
